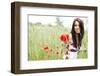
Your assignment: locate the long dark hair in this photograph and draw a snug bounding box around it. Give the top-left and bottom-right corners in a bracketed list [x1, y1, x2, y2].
[71, 18, 84, 48]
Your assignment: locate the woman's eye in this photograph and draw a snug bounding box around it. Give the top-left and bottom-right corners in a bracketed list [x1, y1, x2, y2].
[74, 24, 77, 26]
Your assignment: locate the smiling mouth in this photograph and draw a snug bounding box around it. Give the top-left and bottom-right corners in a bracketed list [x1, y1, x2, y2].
[75, 29, 80, 33]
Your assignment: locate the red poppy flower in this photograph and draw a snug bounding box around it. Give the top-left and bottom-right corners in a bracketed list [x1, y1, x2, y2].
[44, 47, 48, 50]
[43, 46, 49, 52]
[60, 33, 69, 43]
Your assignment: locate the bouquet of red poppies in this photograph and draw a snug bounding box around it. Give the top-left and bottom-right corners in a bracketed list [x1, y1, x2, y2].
[60, 33, 69, 44]
[60, 33, 70, 59]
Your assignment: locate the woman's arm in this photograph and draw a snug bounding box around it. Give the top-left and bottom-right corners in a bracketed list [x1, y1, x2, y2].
[68, 34, 77, 51]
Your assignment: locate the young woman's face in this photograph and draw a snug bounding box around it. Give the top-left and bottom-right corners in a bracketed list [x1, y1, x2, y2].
[74, 21, 80, 34]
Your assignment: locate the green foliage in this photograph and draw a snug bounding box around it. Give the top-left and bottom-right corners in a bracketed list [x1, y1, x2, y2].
[55, 17, 64, 27]
[82, 31, 88, 49]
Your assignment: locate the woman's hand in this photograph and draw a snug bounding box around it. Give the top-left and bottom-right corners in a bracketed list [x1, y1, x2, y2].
[68, 44, 77, 51]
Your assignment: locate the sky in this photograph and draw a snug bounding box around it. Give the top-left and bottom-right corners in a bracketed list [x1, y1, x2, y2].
[29, 15, 88, 30]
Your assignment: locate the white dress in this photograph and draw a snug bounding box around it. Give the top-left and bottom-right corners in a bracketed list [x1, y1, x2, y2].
[63, 34, 79, 59]
[68, 45, 77, 59]
[63, 44, 77, 59]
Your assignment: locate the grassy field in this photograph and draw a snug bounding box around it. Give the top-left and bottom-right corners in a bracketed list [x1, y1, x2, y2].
[28, 23, 88, 60]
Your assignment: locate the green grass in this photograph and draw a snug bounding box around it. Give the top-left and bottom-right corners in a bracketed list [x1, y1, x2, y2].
[77, 50, 87, 59]
[28, 23, 88, 60]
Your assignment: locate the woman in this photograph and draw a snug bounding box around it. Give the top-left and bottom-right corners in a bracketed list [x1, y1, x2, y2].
[64, 18, 84, 59]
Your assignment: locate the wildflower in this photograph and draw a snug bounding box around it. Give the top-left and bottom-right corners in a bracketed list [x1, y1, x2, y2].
[56, 51, 61, 59]
[43, 46, 49, 53]
[60, 33, 69, 44]
[44, 47, 48, 50]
